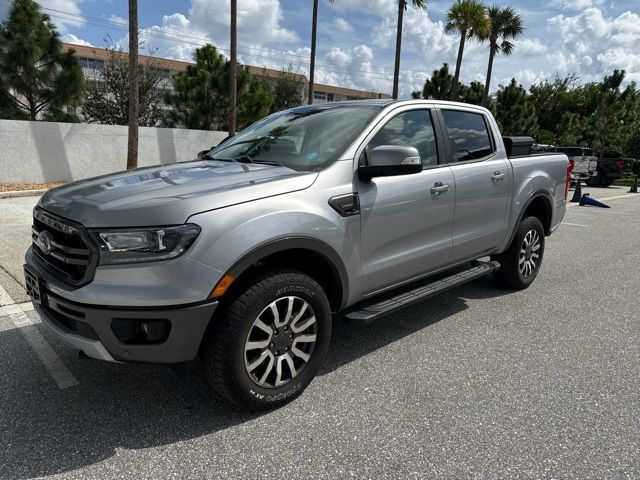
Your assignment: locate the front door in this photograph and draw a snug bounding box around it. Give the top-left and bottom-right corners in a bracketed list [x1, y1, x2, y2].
[357, 108, 456, 294]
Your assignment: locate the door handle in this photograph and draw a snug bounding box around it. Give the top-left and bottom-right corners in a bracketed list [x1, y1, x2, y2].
[430, 182, 450, 195]
[491, 171, 505, 182]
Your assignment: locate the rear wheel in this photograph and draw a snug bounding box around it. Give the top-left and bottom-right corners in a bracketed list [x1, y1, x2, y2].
[202, 269, 331, 410]
[491, 216, 545, 290]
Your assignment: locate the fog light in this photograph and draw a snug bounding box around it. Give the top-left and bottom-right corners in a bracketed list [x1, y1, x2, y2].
[111, 318, 171, 344]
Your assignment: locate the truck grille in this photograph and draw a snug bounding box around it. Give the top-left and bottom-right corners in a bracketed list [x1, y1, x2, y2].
[32, 208, 98, 286]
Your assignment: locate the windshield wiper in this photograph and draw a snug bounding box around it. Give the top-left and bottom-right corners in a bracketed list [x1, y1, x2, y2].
[234, 155, 254, 164]
[203, 152, 235, 161]
[251, 159, 286, 168]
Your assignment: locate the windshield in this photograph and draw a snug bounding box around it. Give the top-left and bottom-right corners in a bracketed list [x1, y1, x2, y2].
[209, 105, 381, 172]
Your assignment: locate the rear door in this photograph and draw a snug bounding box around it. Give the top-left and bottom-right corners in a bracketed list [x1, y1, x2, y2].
[357, 107, 455, 294]
[438, 108, 512, 260]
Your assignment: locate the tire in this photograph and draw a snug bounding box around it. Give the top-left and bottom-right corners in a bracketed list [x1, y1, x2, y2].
[594, 169, 607, 187]
[491, 216, 545, 290]
[202, 268, 332, 410]
[585, 176, 597, 187]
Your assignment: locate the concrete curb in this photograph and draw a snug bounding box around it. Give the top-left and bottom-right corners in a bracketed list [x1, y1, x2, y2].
[0, 189, 47, 199]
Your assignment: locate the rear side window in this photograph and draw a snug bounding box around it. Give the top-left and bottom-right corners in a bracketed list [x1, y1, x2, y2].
[368, 110, 438, 167]
[442, 110, 493, 162]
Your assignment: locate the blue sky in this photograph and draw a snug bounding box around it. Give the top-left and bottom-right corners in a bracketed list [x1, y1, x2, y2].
[1, 0, 639, 98]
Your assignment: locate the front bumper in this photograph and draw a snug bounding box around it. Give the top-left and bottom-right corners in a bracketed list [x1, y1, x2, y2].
[33, 291, 218, 363]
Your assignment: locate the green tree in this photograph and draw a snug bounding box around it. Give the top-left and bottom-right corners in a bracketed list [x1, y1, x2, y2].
[446, 0, 488, 101]
[413, 63, 483, 105]
[494, 78, 537, 136]
[584, 70, 637, 157]
[165, 44, 272, 131]
[459, 80, 485, 105]
[0, 0, 84, 120]
[81, 48, 166, 126]
[419, 63, 455, 100]
[481, 5, 524, 106]
[267, 66, 305, 113]
[393, 0, 428, 99]
[528, 74, 578, 143]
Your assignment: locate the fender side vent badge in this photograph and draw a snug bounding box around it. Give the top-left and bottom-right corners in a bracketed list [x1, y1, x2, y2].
[328, 193, 360, 217]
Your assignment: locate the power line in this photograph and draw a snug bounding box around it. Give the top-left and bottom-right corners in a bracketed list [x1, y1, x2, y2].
[42, 6, 493, 89]
[42, 6, 473, 83]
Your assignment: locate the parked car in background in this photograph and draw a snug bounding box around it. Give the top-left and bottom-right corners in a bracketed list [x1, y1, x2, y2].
[530, 143, 557, 153]
[555, 147, 598, 181]
[585, 157, 634, 187]
[25, 100, 571, 410]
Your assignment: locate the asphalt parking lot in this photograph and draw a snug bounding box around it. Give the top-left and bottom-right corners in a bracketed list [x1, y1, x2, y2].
[1, 186, 639, 479]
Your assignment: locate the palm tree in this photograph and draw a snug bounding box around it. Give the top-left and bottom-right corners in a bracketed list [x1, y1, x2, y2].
[126, 0, 139, 169]
[229, 0, 237, 134]
[445, 0, 488, 101]
[392, 0, 428, 99]
[481, 5, 523, 106]
[308, 0, 335, 105]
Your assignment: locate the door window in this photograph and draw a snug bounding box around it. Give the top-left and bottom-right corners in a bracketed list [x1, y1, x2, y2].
[442, 110, 493, 162]
[368, 110, 438, 167]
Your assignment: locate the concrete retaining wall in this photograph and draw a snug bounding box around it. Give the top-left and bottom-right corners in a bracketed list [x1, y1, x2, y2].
[0, 120, 227, 184]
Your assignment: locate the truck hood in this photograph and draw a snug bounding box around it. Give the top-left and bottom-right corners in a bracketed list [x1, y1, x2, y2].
[39, 160, 317, 228]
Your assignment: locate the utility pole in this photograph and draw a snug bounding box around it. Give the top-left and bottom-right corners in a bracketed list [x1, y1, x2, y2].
[126, 0, 139, 169]
[229, 0, 237, 135]
[307, 0, 319, 105]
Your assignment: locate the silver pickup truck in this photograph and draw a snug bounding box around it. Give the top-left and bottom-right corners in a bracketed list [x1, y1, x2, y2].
[24, 100, 571, 410]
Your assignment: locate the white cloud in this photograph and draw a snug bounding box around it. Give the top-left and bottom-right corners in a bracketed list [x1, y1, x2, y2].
[547, 0, 605, 10]
[37, 0, 85, 33]
[334, 17, 353, 32]
[107, 14, 127, 26]
[546, 7, 640, 82]
[330, 0, 394, 16]
[60, 33, 92, 47]
[0, 0, 84, 33]
[515, 38, 548, 56]
[134, 0, 299, 63]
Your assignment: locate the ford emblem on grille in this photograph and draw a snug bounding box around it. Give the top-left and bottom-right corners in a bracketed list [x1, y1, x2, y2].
[36, 230, 53, 255]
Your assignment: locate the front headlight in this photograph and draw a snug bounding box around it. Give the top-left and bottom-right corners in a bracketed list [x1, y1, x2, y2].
[89, 224, 201, 265]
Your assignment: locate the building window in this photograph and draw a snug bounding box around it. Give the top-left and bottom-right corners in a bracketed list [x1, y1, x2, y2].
[313, 91, 327, 100]
[79, 57, 104, 71]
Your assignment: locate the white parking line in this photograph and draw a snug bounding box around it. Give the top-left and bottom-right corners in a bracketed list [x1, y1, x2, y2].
[0, 285, 79, 389]
[0, 284, 13, 306]
[562, 222, 589, 227]
[0, 302, 34, 317]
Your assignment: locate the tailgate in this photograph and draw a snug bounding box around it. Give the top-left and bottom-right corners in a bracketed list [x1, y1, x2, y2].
[621, 160, 634, 176]
[570, 156, 591, 174]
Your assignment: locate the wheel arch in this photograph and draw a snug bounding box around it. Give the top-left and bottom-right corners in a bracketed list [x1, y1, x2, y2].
[505, 191, 554, 248]
[222, 237, 349, 312]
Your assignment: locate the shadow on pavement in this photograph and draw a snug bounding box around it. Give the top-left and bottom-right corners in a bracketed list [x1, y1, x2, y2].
[0, 277, 512, 479]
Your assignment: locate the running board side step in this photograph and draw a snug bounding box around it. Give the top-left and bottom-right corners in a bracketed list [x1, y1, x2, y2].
[345, 261, 500, 323]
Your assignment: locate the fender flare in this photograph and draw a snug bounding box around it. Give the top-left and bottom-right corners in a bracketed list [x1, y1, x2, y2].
[224, 236, 349, 311]
[504, 191, 554, 248]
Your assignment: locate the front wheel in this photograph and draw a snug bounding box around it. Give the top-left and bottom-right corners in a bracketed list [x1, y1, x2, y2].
[202, 269, 332, 410]
[491, 216, 545, 290]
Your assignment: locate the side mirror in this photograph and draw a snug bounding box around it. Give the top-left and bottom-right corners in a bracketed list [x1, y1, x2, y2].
[359, 145, 422, 179]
